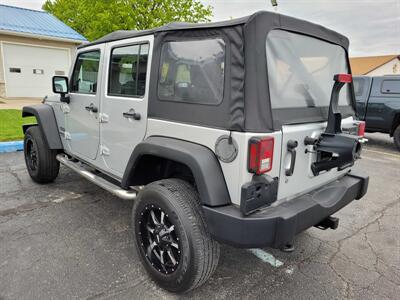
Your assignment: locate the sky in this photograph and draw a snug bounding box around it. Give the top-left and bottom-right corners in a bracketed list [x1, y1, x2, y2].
[1, 0, 399, 57]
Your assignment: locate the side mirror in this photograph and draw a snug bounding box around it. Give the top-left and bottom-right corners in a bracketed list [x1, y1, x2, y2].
[52, 76, 70, 103]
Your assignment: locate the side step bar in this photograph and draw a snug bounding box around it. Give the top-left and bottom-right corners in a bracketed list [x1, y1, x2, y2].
[56, 154, 137, 200]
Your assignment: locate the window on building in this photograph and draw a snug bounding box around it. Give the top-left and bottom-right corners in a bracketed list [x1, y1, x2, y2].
[158, 38, 225, 105]
[70, 51, 100, 94]
[108, 43, 149, 97]
[33, 69, 44, 75]
[9, 68, 21, 73]
[381, 79, 400, 94]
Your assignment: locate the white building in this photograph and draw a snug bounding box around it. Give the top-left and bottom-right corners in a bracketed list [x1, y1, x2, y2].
[350, 55, 400, 76]
[0, 4, 87, 98]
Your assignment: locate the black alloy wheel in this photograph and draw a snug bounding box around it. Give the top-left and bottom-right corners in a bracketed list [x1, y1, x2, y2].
[25, 136, 38, 171]
[138, 205, 181, 274]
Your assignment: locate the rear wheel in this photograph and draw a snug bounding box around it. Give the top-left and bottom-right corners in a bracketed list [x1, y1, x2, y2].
[394, 125, 400, 151]
[132, 179, 220, 293]
[24, 126, 60, 183]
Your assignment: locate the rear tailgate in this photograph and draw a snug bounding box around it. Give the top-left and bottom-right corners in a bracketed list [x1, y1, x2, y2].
[277, 118, 354, 201]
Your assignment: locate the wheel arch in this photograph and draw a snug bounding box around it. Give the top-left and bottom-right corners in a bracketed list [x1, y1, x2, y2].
[22, 104, 63, 150]
[121, 136, 231, 207]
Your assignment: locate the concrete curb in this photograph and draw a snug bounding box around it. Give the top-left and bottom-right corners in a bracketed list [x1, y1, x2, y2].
[0, 141, 23, 153]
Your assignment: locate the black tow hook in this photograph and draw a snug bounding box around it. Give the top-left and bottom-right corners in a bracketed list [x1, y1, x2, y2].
[315, 216, 339, 230]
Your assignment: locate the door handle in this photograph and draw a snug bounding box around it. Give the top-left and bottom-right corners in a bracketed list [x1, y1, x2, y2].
[285, 140, 298, 176]
[123, 109, 141, 120]
[85, 103, 98, 113]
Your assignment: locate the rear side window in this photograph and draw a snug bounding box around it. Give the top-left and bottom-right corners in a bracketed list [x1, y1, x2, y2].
[381, 80, 400, 94]
[158, 38, 225, 105]
[71, 51, 100, 94]
[108, 43, 149, 97]
[353, 77, 365, 97]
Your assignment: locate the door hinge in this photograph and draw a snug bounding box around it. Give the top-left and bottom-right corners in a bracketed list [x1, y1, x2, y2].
[64, 131, 71, 140]
[61, 103, 70, 114]
[100, 145, 110, 156]
[99, 113, 109, 123]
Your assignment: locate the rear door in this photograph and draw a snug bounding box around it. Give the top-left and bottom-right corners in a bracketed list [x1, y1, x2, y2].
[99, 36, 153, 177]
[66, 45, 104, 160]
[266, 30, 356, 200]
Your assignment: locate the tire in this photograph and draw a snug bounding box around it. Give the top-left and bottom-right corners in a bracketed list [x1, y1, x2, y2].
[24, 126, 60, 183]
[132, 178, 220, 293]
[394, 125, 400, 151]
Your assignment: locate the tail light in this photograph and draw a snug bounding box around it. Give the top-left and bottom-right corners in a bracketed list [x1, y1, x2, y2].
[358, 121, 366, 137]
[248, 136, 274, 175]
[334, 73, 352, 83]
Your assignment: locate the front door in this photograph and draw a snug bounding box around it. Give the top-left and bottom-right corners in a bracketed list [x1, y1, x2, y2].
[66, 46, 104, 160]
[100, 37, 153, 177]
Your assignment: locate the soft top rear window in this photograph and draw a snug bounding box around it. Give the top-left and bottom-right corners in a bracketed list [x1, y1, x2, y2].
[266, 30, 352, 111]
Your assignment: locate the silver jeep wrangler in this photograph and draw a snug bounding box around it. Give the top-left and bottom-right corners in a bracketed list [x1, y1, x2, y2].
[22, 11, 369, 293]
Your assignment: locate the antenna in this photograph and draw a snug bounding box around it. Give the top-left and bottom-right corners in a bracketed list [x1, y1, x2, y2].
[271, 0, 278, 12]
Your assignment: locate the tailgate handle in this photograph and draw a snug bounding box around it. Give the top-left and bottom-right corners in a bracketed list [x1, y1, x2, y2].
[285, 140, 298, 176]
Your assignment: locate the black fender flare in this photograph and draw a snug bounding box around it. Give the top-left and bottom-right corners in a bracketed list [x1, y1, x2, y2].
[22, 104, 63, 150]
[121, 136, 231, 207]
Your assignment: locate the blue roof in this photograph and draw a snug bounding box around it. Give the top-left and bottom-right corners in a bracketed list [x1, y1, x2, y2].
[0, 4, 87, 42]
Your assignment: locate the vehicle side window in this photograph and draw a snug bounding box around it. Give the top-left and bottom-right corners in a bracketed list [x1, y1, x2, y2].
[353, 78, 365, 97]
[70, 51, 100, 94]
[158, 38, 225, 105]
[108, 43, 149, 97]
[381, 80, 400, 94]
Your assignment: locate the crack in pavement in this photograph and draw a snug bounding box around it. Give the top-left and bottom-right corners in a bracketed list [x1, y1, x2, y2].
[0, 194, 96, 218]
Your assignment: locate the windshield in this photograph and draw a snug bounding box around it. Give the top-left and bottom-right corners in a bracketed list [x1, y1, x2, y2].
[266, 30, 351, 109]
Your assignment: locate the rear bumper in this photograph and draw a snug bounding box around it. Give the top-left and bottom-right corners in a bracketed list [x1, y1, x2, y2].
[202, 173, 369, 249]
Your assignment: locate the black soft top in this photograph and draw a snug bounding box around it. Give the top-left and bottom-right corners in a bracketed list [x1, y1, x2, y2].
[80, 11, 349, 50]
[79, 11, 354, 132]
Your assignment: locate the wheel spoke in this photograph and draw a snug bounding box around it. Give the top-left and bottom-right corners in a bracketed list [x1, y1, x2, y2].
[147, 240, 157, 257]
[167, 250, 177, 266]
[153, 248, 161, 262]
[146, 225, 155, 234]
[160, 211, 165, 224]
[166, 225, 174, 233]
[150, 210, 159, 225]
[170, 242, 179, 249]
[160, 250, 165, 265]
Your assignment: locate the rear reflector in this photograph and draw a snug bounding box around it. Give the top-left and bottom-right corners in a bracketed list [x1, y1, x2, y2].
[358, 121, 366, 137]
[248, 136, 274, 175]
[334, 74, 352, 83]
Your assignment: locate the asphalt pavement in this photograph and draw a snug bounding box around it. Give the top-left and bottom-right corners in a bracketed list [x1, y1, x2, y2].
[0, 133, 399, 299]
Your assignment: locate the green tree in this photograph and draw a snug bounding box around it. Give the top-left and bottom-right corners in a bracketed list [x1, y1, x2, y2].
[43, 0, 213, 41]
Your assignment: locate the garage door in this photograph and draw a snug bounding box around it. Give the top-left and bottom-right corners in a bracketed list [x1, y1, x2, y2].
[3, 43, 70, 97]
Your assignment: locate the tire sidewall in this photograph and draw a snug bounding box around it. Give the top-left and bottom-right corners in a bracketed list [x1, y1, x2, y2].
[132, 184, 198, 292]
[394, 125, 400, 151]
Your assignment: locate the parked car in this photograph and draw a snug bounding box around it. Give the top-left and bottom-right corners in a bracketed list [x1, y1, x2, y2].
[21, 11, 369, 293]
[354, 75, 400, 150]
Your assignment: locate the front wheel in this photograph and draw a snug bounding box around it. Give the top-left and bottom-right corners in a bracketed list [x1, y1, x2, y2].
[132, 179, 220, 293]
[24, 126, 60, 183]
[394, 124, 400, 151]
